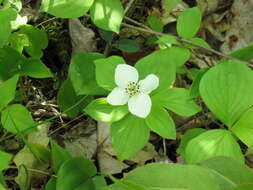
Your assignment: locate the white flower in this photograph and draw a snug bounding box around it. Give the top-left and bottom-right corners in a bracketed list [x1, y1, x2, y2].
[107, 64, 159, 118]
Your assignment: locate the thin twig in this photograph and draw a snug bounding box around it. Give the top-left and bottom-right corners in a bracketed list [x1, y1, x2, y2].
[35, 17, 57, 27]
[124, 0, 136, 14]
[48, 114, 85, 136]
[121, 22, 253, 67]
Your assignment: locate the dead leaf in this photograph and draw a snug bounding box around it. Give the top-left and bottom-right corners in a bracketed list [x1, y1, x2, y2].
[69, 18, 97, 55]
[97, 122, 128, 174]
[220, 0, 253, 53]
[63, 120, 97, 159]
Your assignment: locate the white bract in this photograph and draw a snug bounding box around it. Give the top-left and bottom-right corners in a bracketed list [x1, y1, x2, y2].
[107, 64, 159, 118]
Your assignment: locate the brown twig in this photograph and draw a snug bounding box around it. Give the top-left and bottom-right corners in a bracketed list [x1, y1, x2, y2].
[121, 22, 253, 67]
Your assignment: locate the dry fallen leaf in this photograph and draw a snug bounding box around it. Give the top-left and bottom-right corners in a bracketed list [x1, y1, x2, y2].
[68, 18, 97, 55]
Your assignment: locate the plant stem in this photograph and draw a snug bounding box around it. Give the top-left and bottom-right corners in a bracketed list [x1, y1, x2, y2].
[121, 22, 253, 67]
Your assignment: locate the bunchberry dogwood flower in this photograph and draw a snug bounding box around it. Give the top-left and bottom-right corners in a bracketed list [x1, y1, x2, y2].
[107, 64, 159, 118]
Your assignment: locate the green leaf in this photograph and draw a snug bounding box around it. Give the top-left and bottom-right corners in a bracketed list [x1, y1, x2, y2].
[145, 105, 176, 139]
[0, 7, 17, 47]
[185, 129, 244, 164]
[69, 52, 107, 95]
[95, 56, 125, 91]
[50, 140, 71, 173]
[147, 16, 163, 33]
[135, 49, 176, 92]
[232, 107, 253, 147]
[19, 24, 48, 58]
[57, 78, 93, 118]
[156, 35, 179, 46]
[0, 46, 26, 80]
[9, 33, 29, 53]
[152, 88, 201, 117]
[165, 0, 181, 13]
[177, 128, 206, 157]
[235, 184, 253, 190]
[0, 150, 12, 171]
[45, 177, 56, 190]
[0, 75, 19, 110]
[40, 0, 94, 18]
[167, 46, 191, 67]
[199, 61, 253, 127]
[21, 58, 53, 78]
[28, 143, 51, 163]
[15, 164, 29, 190]
[185, 37, 210, 48]
[116, 39, 140, 53]
[111, 114, 150, 160]
[229, 44, 253, 61]
[1, 104, 36, 134]
[190, 67, 209, 98]
[199, 157, 253, 190]
[123, 163, 220, 190]
[56, 157, 97, 190]
[98, 28, 114, 43]
[177, 7, 202, 39]
[84, 98, 128, 122]
[90, 0, 124, 33]
[93, 176, 107, 190]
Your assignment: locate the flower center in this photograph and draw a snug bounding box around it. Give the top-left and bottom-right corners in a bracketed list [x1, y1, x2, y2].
[125, 81, 140, 97]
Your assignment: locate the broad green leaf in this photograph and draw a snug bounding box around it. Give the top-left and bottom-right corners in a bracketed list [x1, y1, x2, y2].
[9, 33, 29, 53]
[177, 128, 206, 157]
[185, 37, 210, 48]
[45, 177, 56, 190]
[0, 183, 5, 190]
[156, 35, 179, 46]
[15, 164, 29, 190]
[135, 49, 176, 92]
[199, 157, 253, 190]
[21, 58, 53, 78]
[229, 44, 253, 61]
[11, 14, 27, 30]
[116, 39, 140, 53]
[232, 107, 253, 147]
[235, 184, 253, 190]
[93, 176, 107, 190]
[111, 114, 150, 160]
[199, 61, 253, 127]
[90, 0, 124, 33]
[0, 150, 12, 171]
[28, 143, 51, 163]
[57, 78, 93, 118]
[84, 98, 128, 122]
[19, 24, 48, 58]
[95, 56, 125, 91]
[147, 16, 163, 32]
[0, 46, 26, 80]
[152, 88, 201, 117]
[177, 7, 202, 39]
[185, 129, 244, 164]
[190, 67, 209, 98]
[1, 104, 36, 134]
[50, 140, 71, 173]
[0, 75, 19, 110]
[69, 52, 106, 95]
[167, 46, 191, 67]
[98, 28, 114, 43]
[0, 7, 17, 47]
[8, 0, 22, 12]
[57, 157, 97, 190]
[165, 0, 181, 13]
[40, 0, 94, 18]
[124, 163, 220, 190]
[145, 105, 176, 139]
